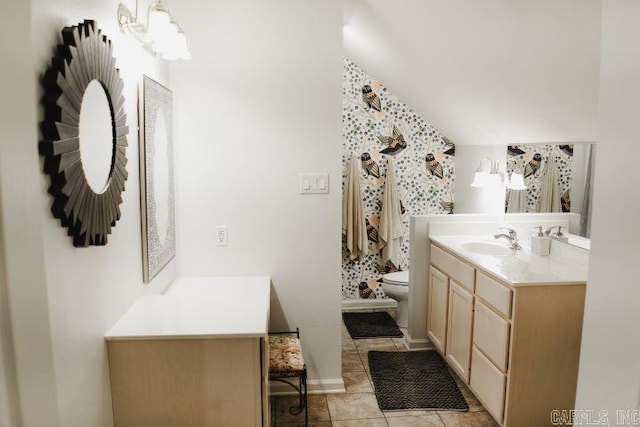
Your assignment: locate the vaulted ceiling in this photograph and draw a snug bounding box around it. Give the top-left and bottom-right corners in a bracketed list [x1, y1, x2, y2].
[343, 0, 602, 146]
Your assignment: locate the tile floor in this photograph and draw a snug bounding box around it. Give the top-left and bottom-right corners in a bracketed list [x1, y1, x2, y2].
[272, 321, 499, 427]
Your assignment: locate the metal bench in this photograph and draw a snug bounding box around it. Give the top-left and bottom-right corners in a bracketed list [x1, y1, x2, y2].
[268, 329, 307, 426]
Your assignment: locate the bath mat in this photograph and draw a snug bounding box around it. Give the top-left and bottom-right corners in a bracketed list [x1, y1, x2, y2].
[342, 312, 403, 339]
[368, 350, 469, 412]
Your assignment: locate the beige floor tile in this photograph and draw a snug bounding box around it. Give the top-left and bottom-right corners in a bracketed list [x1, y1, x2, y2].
[342, 350, 365, 372]
[274, 394, 330, 423]
[333, 419, 389, 427]
[327, 393, 385, 421]
[460, 387, 484, 412]
[354, 338, 397, 352]
[391, 337, 407, 350]
[343, 370, 373, 393]
[438, 411, 499, 427]
[386, 414, 445, 427]
[343, 338, 357, 351]
[277, 423, 332, 427]
[384, 409, 439, 418]
[451, 375, 485, 412]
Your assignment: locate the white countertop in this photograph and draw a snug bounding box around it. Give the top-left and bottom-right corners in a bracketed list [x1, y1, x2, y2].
[430, 236, 588, 286]
[105, 276, 271, 341]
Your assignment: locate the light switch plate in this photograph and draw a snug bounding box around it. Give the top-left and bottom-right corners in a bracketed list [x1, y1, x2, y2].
[299, 173, 329, 194]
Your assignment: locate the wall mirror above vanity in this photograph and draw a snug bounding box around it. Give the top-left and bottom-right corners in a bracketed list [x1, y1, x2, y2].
[503, 142, 595, 245]
[455, 143, 595, 249]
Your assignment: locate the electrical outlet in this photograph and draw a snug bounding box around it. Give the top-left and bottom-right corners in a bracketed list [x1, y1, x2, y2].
[215, 226, 228, 247]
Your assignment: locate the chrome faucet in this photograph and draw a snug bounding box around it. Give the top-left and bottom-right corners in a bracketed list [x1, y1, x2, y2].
[544, 225, 565, 239]
[493, 227, 522, 250]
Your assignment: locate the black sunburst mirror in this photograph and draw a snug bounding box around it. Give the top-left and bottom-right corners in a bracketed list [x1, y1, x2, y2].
[40, 20, 128, 247]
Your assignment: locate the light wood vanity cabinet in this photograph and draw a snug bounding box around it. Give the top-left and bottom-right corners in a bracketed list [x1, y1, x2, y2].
[427, 266, 449, 354]
[108, 337, 267, 426]
[105, 277, 272, 427]
[429, 243, 586, 427]
[445, 281, 474, 382]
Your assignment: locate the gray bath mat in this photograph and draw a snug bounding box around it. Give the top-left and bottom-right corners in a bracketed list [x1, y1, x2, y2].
[342, 312, 403, 339]
[368, 351, 469, 411]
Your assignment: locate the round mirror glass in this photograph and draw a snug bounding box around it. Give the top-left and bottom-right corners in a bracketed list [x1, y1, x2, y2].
[153, 108, 170, 245]
[78, 80, 114, 193]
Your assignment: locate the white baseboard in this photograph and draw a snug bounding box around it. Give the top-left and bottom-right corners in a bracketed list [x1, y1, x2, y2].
[404, 333, 434, 351]
[270, 378, 345, 396]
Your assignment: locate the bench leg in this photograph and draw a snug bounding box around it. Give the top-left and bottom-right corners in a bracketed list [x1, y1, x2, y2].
[302, 368, 308, 426]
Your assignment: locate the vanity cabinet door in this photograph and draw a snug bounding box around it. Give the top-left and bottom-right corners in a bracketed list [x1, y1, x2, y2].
[427, 266, 449, 354]
[446, 280, 474, 382]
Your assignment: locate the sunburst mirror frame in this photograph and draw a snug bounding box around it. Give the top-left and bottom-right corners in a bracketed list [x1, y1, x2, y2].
[40, 20, 128, 247]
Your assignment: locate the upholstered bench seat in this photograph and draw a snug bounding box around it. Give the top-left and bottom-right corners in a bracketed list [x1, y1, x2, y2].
[268, 330, 308, 426]
[268, 335, 305, 377]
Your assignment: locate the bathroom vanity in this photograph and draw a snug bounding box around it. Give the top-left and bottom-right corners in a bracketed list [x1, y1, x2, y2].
[105, 276, 271, 426]
[427, 236, 587, 426]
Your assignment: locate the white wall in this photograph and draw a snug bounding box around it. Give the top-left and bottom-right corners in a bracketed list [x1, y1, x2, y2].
[33, 1, 174, 423]
[0, 199, 18, 427]
[170, 0, 343, 387]
[0, 0, 173, 425]
[576, 0, 640, 416]
[344, 0, 601, 147]
[0, 0, 58, 425]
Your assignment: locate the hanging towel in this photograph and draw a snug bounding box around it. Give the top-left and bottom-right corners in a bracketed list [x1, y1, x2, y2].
[342, 156, 369, 261]
[506, 189, 527, 213]
[538, 156, 562, 212]
[378, 159, 404, 266]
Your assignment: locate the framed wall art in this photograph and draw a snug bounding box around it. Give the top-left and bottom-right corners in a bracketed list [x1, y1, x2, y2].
[140, 75, 175, 283]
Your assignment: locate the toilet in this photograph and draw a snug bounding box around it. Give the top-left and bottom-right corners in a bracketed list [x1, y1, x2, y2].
[381, 270, 409, 328]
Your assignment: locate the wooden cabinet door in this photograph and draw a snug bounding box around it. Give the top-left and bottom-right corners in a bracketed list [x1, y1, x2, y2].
[445, 280, 474, 382]
[427, 266, 449, 354]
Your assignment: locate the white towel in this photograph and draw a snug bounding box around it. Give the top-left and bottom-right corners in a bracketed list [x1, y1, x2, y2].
[378, 159, 404, 266]
[342, 156, 369, 260]
[538, 156, 561, 212]
[506, 189, 527, 213]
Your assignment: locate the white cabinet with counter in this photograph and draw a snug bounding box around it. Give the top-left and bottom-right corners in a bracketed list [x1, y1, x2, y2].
[428, 238, 587, 427]
[105, 276, 271, 427]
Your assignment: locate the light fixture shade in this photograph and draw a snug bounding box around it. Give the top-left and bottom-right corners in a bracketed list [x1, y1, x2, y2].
[471, 171, 488, 188]
[118, 1, 191, 61]
[509, 171, 527, 190]
[162, 29, 191, 60]
[487, 172, 504, 188]
[147, 5, 172, 44]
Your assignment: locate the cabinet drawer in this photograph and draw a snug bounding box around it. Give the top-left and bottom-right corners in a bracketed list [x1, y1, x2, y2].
[470, 346, 506, 424]
[430, 244, 475, 292]
[476, 271, 512, 318]
[473, 300, 510, 372]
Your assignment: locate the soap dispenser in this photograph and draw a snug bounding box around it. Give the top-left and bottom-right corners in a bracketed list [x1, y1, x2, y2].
[531, 226, 551, 256]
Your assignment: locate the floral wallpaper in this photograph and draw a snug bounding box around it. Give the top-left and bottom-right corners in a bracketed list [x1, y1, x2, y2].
[342, 58, 455, 300]
[506, 144, 574, 212]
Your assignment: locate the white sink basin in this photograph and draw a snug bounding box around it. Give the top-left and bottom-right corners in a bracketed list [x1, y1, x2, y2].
[461, 241, 513, 256]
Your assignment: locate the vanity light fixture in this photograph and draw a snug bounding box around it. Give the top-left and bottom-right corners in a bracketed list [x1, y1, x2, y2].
[507, 170, 527, 190]
[117, 0, 191, 60]
[471, 157, 505, 188]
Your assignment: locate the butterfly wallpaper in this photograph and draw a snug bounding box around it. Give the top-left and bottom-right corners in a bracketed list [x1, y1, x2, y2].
[342, 58, 455, 299]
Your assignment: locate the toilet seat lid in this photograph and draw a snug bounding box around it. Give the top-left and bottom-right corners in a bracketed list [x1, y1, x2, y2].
[382, 270, 409, 285]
